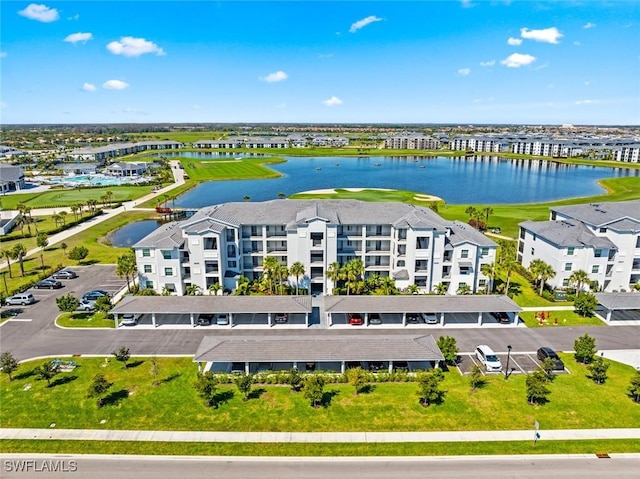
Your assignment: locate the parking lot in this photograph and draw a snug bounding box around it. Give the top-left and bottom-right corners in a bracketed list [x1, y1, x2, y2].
[456, 351, 569, 376]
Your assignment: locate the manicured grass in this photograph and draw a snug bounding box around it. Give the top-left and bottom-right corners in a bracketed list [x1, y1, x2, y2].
[520, 310, 605, 328]
[129, 131, 226, 144]
[180, 157, 287, 181]
[2, 356, 638, 432]
[0, 185, 155, 210]
[504, 271, 573, 308]
[2, 439, 639, 457]
[56, 312, 115, 329]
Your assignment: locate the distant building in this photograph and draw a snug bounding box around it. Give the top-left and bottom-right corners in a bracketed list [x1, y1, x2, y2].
[0, 164, 26, 192]
[384, 134, 441, 150]
[450, 136, 505, 153]
[67, 141, 182, 162]
[104, 162, 150, 177]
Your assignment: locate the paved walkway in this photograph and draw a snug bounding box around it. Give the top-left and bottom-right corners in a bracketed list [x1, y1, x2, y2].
[2, 428, 639, 443]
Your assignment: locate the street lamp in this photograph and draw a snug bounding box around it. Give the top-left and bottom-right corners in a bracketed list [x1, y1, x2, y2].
[504, 344, 512, 380]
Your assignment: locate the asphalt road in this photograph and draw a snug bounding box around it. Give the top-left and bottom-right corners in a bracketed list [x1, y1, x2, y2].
[1, 455, 639, 479]
[1, 264, 639, 361]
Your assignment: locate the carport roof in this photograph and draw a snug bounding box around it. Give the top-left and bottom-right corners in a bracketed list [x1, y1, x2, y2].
[595, 292, 640, 310]
[111, 295, 312, 314]
[323, 294, 521, 314]
[194, 334, 444, 363]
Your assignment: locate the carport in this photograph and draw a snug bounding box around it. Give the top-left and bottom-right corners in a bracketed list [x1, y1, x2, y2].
[594, 292, 640, 323]
[323, 295, 521, 327]
[193, 334, 445, 374]
[111, 295, 312, 328]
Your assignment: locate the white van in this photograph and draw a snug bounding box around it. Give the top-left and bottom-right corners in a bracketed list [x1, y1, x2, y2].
[476, 345, 502, 372]
[5, 293, 36, 306]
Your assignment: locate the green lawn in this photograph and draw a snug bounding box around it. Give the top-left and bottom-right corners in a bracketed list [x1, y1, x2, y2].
[56, 312, 115, 329]
[2, 356, 638, 432]
[180, 157, 287, 181]
[292, 188, 445, 205]
[520, 310, 605, 328]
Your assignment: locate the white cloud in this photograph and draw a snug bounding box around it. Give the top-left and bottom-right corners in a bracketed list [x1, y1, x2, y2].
[260, 71, 288, 83]
[323, 96, 343, 106]
[0, 52, 7, 58]
[349, 16, 382, 33]
[18, 4, 59, 22]
[574, 41, 581, 46]
[583, 22, 596, 29]
[460, 0, 475, 8]
[68, 14, 79, 21]
[575, 99, 599, 105]
[106, 37, 165, 57]
[584, 81, 590, 86]
[507, 37, 523, 46]
[64, 32, 93, 44]
[103, 80, 129, 90]
[500, 53, 536, 68]
[520, 27, 563, 44]
[457, 68, 471, 76]
[81, 83, 97, 92]
[480, 60, 495, 67]
[318, 53, 334, 58]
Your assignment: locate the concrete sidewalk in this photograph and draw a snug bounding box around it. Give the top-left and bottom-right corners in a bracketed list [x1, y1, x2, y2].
[2, 428, 639, 443]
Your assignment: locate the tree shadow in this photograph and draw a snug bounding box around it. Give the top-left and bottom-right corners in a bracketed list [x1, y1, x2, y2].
[101, 389, 130, 407]
[358, 384, 376, 395]
[14, 368, 37, 381]
[212, 390, 235, 408]
[471, 378, 488, 391]
[247, 387, 266, 400]
[79, 259, 100, 266]
[321, 389, 340, 408]
[126, 360, 145, 369]
[160, 372, 181, 384]
[49, 375, 78, 388]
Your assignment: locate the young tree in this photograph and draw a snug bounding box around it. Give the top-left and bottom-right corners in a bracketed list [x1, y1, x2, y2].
[569, 269, 590, 296]
[289, 261, 305, 295]
[437, 336, 459, 365]
[36, 233, 49, 269]
[116, 250, 137, 293]
[346, 367, 367, 396]
[60, 242, 68, 256]
[87, 374, 111, 407]
[525, 370, 551, 405]
[287, 368, 302, 392]
[0, 351, 19, 381]
[185, 284, 202, 296]
[528, 259, 556, 296]
[2, 249, 15, 279]
[234, 373, 254, 401]
[12, 243, 27, 277]
[95, 295, 112, 313]
[149, 357, 161, 386]
[68, 246, 89, 263]
[56, 294, 80, 313]
[574, 333, 597, 364]
[574, 292, 598, 317]
[194, 371, 218, 407]
[415, 369, 445, 407]
[434, 282, 448, 295]
[628, 371, 640, 403]
[112, 346, 131, 369]
[480, 262, 497, 293]
[469, 364, 484, 392]
[540, 358, 557, 382]
[37, 361, 59, 387]
[587, 356, 609, 385]
[303, 374, 325, 408]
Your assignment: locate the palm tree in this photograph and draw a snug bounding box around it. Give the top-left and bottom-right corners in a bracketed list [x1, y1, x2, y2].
[345, 258, 364, 295]
[12, 243, 27, 277]
[262, 256, 279, 294]
[378, 276, 398, 295]
[289, 261, 305, 295]
[185, 284, 202, 296]
[277, 192, 286, 199]
[482, 207, 494, 226]
[52, 213, 62, 228]
[116, 251, 137, 293]
[405, 283, 420, 295]
[465, 206, 477, 223]
[59, 211, 68, 225]
[243, 195, 251, 202]
[2, 249, 15, 279]
[569, 269, 590, 296]
[434, 282, 448, 295]
[457, 284, 472, 295]
[529, 259, 555, 295]
[275, 263, 289, 294]
[326, 262, 343, 293]
[70, 205, 79, 222]
[208, 282, 222, 296]
[36, 233, 48, 270]
[480, 262, 497, 293]
[234, 276, 251, 296]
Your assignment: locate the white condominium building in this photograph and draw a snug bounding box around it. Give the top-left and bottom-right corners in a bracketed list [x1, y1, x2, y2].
[384, 134, 441, 150]
[518, 200, 640, 292]
[134, 200, 496, 296]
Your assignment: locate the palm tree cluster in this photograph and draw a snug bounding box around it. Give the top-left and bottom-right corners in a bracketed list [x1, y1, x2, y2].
[327, 258, 399, 295]
[528, 259, 556, 295]
[464, 206, 493, 231]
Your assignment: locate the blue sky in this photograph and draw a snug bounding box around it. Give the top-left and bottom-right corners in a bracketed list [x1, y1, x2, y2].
[1, 1, 639, 125]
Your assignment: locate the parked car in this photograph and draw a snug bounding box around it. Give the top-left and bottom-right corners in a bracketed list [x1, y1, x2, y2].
[368, 361, 386, 372]
[406, 312, 423, 324]
[423, 312, 439, 324]
[537, 347, 565, 370]
[348, 313, 363, 325]
[274, 313, 288, 324]
[491, 311, 511, 324]
[51, 270, 78, 280]
[120, 313, 139, 326]
[76, 299, 96, 312]
[82, 289, 110, 301]
[5, 293, 36, 306]
[197, 313, 214, 326]
[476, 345, 503, 372]
[216, 313, 229, 325]
[368, 313, 382, 325]
[34, 279, 63, 289]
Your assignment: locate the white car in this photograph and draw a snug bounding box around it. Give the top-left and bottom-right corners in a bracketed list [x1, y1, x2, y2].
[476, 345, 503, 372]
[76, 299, 96, 312]
[120, 313, 140, 326]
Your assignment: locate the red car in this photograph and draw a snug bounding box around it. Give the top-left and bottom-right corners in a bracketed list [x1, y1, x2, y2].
[348, 313, 363, 325]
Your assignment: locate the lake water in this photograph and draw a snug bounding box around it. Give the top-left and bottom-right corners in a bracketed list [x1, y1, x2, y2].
[165, 155, 637, 208]
[108, 220, 165, 247]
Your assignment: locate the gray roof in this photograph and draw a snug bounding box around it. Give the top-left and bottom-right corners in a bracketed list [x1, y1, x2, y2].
[519, 219, 616, 249]
[594, 292, 640, 310]
[323, 294, 520, 313]
[112, 295, 312, 314]
[449, 221, 496, 247]
[551, 201, 640, 230]
[193, 334, 444, 362]
[0, 164, 24, 182]
[133, 221, 185, 249]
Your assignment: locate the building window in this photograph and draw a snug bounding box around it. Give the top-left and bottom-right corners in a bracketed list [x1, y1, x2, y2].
[564, 263, 572, 272]
[461, 249, 469, 259]
[594, 249, 603, 258]
[531, 248, 535, 256]
[228, 260, 237, 268]
[143, 265, 152, 273]
[519, 228, 526, 240]
[416, 237, 430, 249]
[480, 247, 489, 256]
[479, 279, 487, 287]
[226, 229, 235, 242]
[415, 260, 428, 271]
[163, 267, 173, 276]
[397, 260, 405, 267]
[204, 238, 217, 250]
[142, 249, 150, 257]
[592, 265, 599, 274]
[161, 250, 172, 260]
[636, 236, 640, 248]
[562, 278, 570, 287]
[145, 280, 154, 288]
[599, 227, 607, 233]
[567, 247, 574, 256]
